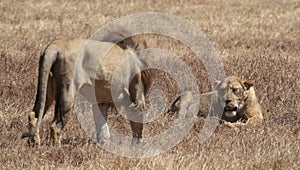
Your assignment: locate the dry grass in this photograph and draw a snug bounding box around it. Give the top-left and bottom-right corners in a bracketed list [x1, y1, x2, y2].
[0, 0, 299, 169]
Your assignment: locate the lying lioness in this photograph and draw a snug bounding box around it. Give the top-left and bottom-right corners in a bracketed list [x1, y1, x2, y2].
[169, 76, 263, 127]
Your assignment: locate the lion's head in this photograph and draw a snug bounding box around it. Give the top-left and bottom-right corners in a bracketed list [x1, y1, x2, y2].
[215, 76, 253, 118]
[169, 76, 262, 126]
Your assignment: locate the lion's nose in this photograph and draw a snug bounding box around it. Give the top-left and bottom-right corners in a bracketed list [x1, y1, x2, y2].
[225, 100, 231, 105]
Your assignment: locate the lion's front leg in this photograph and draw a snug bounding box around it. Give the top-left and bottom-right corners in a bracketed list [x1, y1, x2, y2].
[92, 104, 110, 145]
[130, 116, 143, 144]
[223, 121, 245, 128]
[134, 91, 147, 111]
[244, 115, 263, 125]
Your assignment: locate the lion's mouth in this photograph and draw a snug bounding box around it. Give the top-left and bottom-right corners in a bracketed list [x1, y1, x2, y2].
[224, 106, 238, 117]
[224, 104, 237, 111]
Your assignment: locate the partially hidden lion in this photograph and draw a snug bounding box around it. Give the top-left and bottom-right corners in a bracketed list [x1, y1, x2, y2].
[169, 76, 263, 127]
[22, 36, 153, 146]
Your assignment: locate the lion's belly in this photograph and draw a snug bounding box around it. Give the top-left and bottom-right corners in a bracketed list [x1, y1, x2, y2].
[78, 58, 127, 105]
[94, 79, 114, 104]
[79, 80, 113, 105]
[77, 41, 133, 105]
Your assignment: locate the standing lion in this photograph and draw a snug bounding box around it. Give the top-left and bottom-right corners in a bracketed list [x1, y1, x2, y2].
[22, 36, 152, 146]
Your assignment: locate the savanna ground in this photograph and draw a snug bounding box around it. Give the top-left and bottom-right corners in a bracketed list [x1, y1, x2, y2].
[0, 0, 299, 169]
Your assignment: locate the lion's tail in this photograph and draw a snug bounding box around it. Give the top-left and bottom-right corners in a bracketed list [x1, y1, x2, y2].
[22, 47, 58, 139]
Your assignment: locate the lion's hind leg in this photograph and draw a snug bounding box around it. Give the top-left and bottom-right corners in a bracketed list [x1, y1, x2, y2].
[27, 111, 40, 146]
[50, 120, 61, 147]
[28, 73, 55, 146]
[50, 104, 73, 146]
[49, 102, 63, 147]
[49, 84, 74, 146]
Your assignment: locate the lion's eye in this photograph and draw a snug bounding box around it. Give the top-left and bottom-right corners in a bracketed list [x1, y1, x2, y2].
[232, 88, 239, 94]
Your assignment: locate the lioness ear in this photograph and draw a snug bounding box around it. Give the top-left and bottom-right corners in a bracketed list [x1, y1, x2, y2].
[243, 80, 254, 90]
[214, 80, 221, 89]
[142, 40, 148, 49]
[134, 43, 139, 49]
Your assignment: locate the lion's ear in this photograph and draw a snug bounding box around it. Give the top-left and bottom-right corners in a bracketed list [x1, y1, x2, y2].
[134, 43, 139, 50]
[214, 80, 221, 89]
[243, 80, 254, 90]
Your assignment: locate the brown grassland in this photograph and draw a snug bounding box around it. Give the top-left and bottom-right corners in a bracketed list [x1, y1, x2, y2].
[0, 0, 299, 169]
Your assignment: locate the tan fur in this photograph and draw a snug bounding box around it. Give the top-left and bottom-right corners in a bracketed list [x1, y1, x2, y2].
[28, 111, 40, 146]
[169, 91, 194, 113]
[169, 91, 217, 117]
[22, 37, 153, 146]
[168, 91, 196, 118]
[170, 76, 263, 127]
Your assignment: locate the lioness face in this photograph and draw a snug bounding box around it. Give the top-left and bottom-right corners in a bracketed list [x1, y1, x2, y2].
[215, 76, 253, 117]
